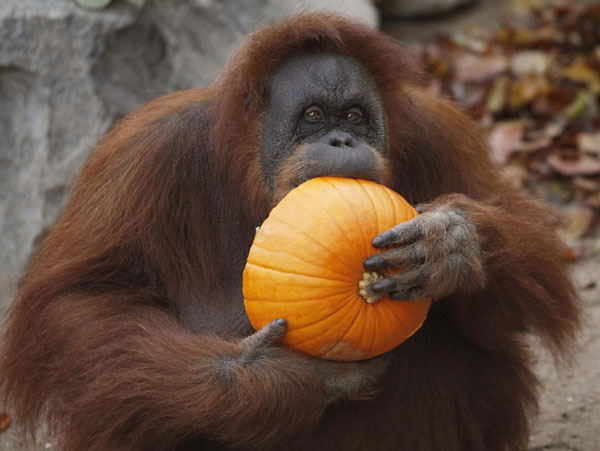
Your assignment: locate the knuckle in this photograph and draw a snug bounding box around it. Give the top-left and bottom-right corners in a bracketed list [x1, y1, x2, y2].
[412, 243, 426, 262]
[396, 268, 421, 284]
[407, 288, 425, 300]
[389, 291, 405, 300]
[379, 248, 405, 265]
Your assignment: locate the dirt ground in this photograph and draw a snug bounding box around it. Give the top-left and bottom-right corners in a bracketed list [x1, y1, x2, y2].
[529, 256, 600, 451]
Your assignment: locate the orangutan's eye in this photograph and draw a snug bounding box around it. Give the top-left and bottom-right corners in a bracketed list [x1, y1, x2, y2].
[345, 108, 363, 123]
[304, 106, 324, 122]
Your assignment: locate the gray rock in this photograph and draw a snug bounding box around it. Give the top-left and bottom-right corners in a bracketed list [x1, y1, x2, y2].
[379, 0, 479, 18]
[0, 0, 377, 317]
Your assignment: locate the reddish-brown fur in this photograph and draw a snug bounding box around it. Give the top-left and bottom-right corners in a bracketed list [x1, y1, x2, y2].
[0, 14, 580, 451]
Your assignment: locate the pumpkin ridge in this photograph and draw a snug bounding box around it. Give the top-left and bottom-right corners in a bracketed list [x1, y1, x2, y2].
[354, 179, 381, 240]
[353, 300, 370, 354]
[369, 181, 399, 227]
[244, 290, 353, 304]
[285, 297, 357, 333]
[293, 294, 362, 356]
[365, 182, 398, 234]
[372, 301, 402, 349]
[365, 303, 379, 356]
[379, 300, 409, 326]
[321, 177, 371, 255]
[382, 184, 399, 228]
[250, 244, 349, 280]
[383, 299, 431, 337]
[291, 186, 362, 265]
[267, 215, 356, 277]
[289, 291, 362, 349]
[244, 261, 347, 284]
[335, 292, 367, 352]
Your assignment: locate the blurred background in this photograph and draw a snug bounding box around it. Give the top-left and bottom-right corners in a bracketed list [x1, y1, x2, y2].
[0, 0, 598, 449]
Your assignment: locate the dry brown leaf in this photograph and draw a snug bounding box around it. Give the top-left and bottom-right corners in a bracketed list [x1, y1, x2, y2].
[449, 31, 488, 53]
[453, 53, 509, 83]
[540, 118, 567, 140]
[557, 206, 596, 242]
[449, 81, 486, 107]
[509, 75, 552, 109]
[531, 88, 575, 117]
[510, 51, 552, 76]
[486, 76, 509, 113]
[563, 90, 598, 122]
[500, 164, 528, 189]
[488, 121, 525, 164]
[585, 192, 600, 210]
[547, 153, 600, 176]
[509, 0, 546, 17]
[529, 179, 575, 202]
[573, 176, 600, 192]
[512, 26, 560, 47]
[577, 132, 600, 155]
[563, 58, 600, 94]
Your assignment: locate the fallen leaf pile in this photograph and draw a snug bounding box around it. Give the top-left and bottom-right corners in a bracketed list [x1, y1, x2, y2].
[417, 0, 600, 252]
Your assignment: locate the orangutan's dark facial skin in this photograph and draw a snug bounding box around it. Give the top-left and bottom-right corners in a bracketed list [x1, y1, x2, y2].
[260, 52, 388, 198]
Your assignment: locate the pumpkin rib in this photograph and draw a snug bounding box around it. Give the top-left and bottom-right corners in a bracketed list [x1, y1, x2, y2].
[354, 179, 381, 242]
[381, 184, 399, 228]
[244, 289, 355, 304]
[384, 299, 431, 337]
[353, 300, 370, 354]
[334, 295, 367, 352]
[250, 241, 349, 280]
[364, 180, 398, 227]
[373, 302, 403, 350]
[294, 300, 360, 356]
[364, 302, 378, 356]
[267, 215, 356, 277]
[292, 187, 362, 266]
[244, 261, 347, 284]
[290, 294, 363, 351]
[286, 298, 357, 334]
[297, 290, 362, 348]
[322, 177, 371, 252]
[367, 182, 398, 234]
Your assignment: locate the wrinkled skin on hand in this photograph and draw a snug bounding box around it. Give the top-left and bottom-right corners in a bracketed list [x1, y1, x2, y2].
[239, 319, 390, 403]
[363, 204, 486, 301]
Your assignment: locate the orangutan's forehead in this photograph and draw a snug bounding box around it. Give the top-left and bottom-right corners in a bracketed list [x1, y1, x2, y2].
[268, 52, 377, 111]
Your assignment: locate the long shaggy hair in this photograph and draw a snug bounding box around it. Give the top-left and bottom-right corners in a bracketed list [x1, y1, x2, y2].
[1, 13, 579, 451]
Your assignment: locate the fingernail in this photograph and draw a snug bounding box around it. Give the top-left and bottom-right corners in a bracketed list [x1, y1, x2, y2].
[363, 257, 379, 270]
[372, 279, 392, 293]
[372, 282, 384, 292]
[276, 318, 286, 326]
[372, 236, 384, 247]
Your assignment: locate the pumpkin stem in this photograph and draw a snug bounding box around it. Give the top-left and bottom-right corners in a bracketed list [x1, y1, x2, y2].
[358, 271, 385, 304]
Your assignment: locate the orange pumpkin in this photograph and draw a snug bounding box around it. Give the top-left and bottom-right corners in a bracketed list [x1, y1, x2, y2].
[243, 177, 431, 361]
